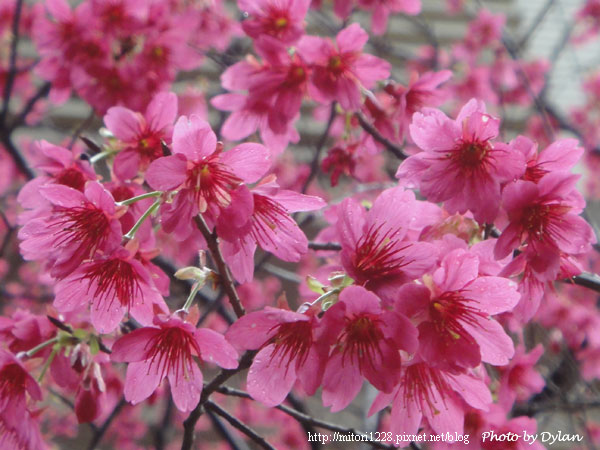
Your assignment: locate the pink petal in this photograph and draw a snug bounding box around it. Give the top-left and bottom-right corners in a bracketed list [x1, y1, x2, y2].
[220, 143, 271, 184]
[195, 328, 239, 369]
[145, 154, 187, 191]
[124, 361, 162, 405]
[113, 149, 141, 181]
[462, 276, 520, 314]
[104, 106, 142, 142]
[168, 362, 203, 412]
[336, 24, 368, 54]
[172, 115, 217, 160]
[111, 327, 160, 362]
[146, 92, 177, 132]
[39, 184, 86, 208]
[462, 318, 515, 366]
[321, 352, 363, 412]
[247, 345, 296, 407]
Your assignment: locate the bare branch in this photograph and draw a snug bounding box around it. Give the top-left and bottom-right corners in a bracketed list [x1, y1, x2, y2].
[194, 215, 245, 318]
[205, 401, 277, 450]
[355, 112, 407, 160]
[302, 103, 337, 193]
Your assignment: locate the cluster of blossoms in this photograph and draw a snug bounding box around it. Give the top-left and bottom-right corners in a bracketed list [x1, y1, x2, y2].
[2, 0, 600, 449]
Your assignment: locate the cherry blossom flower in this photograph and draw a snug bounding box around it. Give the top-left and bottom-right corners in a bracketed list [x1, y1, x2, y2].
[145, 115, 271, 240]
[104, 92, 177, 180]
[337, 187, 438, 303]
[320, 286, 418, 412]
[297, 24, 391, 110]
[226, 307, 327, 406]
[18, 182, 123, 278]
[111, 315, 238, 412]
[495, 172, 596, 280]
[398, 248, 520, 370]
[369, 359, 491, 438]
[53, 245, 168, 333]
[397, 98, 526, 223]
[238, 0, 310, 44]
[218, 177, 325, 283]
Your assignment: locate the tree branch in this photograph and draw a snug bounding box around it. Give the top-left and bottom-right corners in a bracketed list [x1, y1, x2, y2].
[355, 112, 407, 160]
[302, 103, 336, 193]
[205, 401, 277, 450]
[194, 215, 245, 318]
[87, 397, 127, 450]
[181, 351, 256, 450]
[308, 241, 342, 251]
[215, 385, 400, 450]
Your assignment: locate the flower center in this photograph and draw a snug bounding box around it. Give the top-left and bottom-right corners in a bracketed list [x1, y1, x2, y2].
[0, 364, 26, 400]
[267, 320, 313, 371]
[145, 327, 200, 383]
[521, 203, 571, 241]
[452, 140, 489, 169]
[351, 223, 411, 284]
[55, 167, 87, 191]
[185, 156, 242, 212]
[429, 291, 487, 341]
[403, 363, 451, 415]
[51, 205, 110, 257]
[80, 257, 142, 310]
[338, 315, 384, 372]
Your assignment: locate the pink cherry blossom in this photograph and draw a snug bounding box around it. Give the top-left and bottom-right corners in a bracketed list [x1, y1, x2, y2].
[369, 360, 492, 439]
[104, 91, 177, 180]
[226, 307, 327, 406]
[111, 315, 238, 412]
[145, 115, 271, 240]
[495, 172, 596, 280]
[18, 182, 123, 278]
[399, 248, 520, 370]
[218, 177, 325, 283]
[53, 245, 168, 334]
[397, 98, 526, 223]
[320, 286, 418, 412]
[337, 187, 438, 303]
[238, 0, 310, 44]
[297, 24, 391, 110]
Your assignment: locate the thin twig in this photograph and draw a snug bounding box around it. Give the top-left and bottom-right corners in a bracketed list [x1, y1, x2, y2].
[302, 104, 337, 193]
[308, 241, 342, 251]
[8, 82, 51, 131]
[355, 112, 407, 160]
[181, 351, 256, 450]
[205, 401, 277, 450]
[207, 409, 249, 450]
[215, 385, 399, 450]
[517, 0, 556, 49]
[87, 397, 127, 450]
[194, 215, 245, 318]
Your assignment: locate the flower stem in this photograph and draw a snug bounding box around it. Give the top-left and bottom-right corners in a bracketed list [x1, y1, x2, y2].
[37, 345, 58, 382]
[25, 336, 59, 357]
[182, 282, 201, 312]
[124, 199, 161, 240]
[117, 191, 162, 206]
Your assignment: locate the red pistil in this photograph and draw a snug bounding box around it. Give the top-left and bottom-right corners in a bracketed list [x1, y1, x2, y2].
[352, 223, 411, 283]
[429, 290, 487, 342]
[266, 320, 313, 372]
[403, 363, 451, 415]
[185, 155, 242, 212]
[449, 140, 491, 171]
[338, 315, 384, 372]
[51, 205, 110, 257]
[144, 327, 201, 384]
[81, 258, 142, 311]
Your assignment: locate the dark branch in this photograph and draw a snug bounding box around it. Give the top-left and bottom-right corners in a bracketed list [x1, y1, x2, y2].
[302, 103, 337, 193]
[205, 401, 277, 450]
[355, 112, 407, 160]
[194, 215, 245, 318]
[308, 241, 342, 251]
[87, 397, 127, 450]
